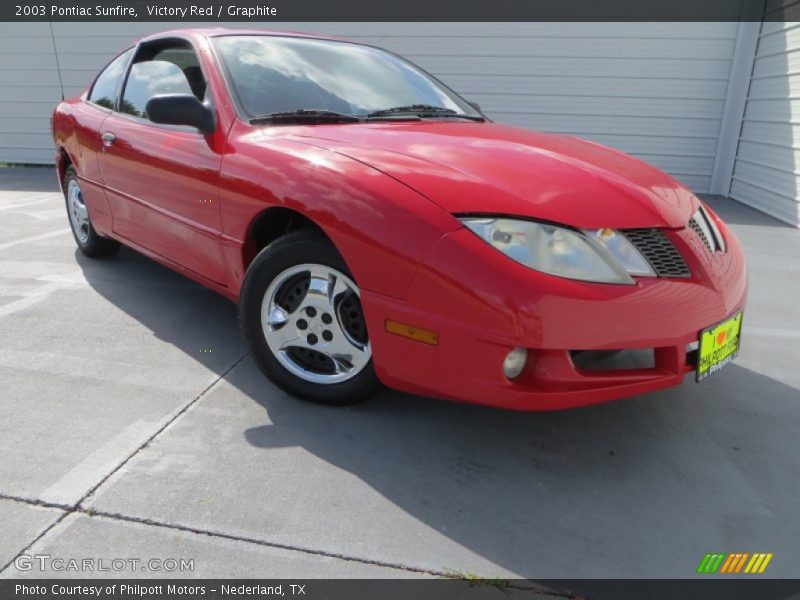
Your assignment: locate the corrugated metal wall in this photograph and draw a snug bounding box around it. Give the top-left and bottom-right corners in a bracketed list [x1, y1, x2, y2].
[1, 22, 739, 194]
[730, 21, 800, 226]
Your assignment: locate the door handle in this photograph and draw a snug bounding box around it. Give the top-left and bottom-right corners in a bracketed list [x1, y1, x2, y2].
[101, 132, 116, 147]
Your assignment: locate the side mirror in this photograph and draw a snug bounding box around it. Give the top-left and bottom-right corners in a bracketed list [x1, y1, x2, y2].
[146, 94, 215, 134]
[468, 101, 482, 113]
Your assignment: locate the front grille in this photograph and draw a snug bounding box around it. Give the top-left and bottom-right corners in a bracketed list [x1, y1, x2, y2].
[689, 217, 713, 252]
[621, 228, 691, 278]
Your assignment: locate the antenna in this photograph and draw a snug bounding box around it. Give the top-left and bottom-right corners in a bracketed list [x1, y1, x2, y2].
[49, 20, 65, 101]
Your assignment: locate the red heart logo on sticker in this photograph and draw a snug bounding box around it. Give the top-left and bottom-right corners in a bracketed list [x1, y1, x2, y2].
[717, 330, 727, 345]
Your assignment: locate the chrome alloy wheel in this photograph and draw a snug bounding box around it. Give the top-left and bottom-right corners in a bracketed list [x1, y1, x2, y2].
[67, 178, 90, 244]
[261, 263, 371, 384]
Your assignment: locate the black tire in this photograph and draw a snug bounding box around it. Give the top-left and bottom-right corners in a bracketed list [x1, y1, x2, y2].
[239, 229, 382, 406]
[63, 166, 121, 258]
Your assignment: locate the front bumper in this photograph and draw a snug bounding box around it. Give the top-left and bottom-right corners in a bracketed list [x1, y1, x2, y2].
[362, 218, 747, 411]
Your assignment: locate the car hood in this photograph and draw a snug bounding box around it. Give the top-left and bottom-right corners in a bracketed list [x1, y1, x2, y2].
[289, 121, 698, 229]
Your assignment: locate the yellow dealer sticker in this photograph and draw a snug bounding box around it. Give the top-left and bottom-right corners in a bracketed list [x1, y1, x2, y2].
[697, 311, 743, 382]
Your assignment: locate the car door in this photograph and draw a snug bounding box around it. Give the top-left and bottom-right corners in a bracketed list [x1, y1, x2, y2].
[97, 39, 227, 285]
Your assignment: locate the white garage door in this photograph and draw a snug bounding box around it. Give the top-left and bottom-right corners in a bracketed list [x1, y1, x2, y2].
[730, 21, 800, 226]
[0, 22, 739, 194]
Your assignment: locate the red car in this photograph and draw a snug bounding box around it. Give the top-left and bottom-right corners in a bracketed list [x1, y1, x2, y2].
[52, 29, 747, 411]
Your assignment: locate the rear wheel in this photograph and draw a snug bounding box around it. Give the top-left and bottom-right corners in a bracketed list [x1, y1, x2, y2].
[239, 230, 382, 405]
[64, 166, 120, 258]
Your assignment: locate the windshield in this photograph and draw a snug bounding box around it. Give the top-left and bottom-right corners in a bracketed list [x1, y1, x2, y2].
[213, 35, 480, 120]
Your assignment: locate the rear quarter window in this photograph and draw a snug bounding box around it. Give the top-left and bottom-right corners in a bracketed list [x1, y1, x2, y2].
[88, 48, 133, 109]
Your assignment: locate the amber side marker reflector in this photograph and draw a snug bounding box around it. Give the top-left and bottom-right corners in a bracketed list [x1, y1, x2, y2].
[385, 319, 439, 346]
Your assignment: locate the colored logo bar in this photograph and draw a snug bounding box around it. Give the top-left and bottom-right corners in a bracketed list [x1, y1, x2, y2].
[697, 553, 773, 574]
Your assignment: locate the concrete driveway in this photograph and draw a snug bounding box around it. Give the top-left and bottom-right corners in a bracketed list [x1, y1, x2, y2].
[0, 167, 798, 583]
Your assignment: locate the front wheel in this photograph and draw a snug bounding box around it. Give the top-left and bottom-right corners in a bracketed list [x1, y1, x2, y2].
[239, 230, 382, 406]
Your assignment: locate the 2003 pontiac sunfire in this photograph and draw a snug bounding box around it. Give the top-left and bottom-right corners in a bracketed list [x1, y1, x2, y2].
[51, 29, 747, 410]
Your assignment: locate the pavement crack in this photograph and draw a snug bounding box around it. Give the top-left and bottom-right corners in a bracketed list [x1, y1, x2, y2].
[0, 354, 247, 576]
[0, 500, 71, 574]
[77, 353, 248, 509]
[76, 507, 452, 578]
[0, 493, 72, 512]
[0, 469, 575, 597]
[0, 356, 576, 597]
[0, 493, 460, 579]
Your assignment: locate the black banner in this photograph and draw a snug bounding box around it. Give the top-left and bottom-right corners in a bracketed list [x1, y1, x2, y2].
[2, 0, 800, 22]
[3, 580, 800, 600]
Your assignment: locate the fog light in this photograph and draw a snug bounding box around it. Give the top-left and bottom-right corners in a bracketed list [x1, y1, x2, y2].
[503, 347, 528, 379]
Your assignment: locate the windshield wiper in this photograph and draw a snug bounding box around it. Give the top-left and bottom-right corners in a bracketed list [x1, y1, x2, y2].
[250, 109, 361, 125]
[366, 104, 484, 121]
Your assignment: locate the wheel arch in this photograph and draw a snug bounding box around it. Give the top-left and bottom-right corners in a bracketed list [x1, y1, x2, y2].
[242, 206, 335, 273]
[56, 146, 74, 190]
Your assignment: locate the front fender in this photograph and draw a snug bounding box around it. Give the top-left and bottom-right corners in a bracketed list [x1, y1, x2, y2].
[218, 123, 460, 300]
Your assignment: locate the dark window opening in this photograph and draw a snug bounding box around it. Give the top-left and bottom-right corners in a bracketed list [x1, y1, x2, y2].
[88, 48, 134, 110]
[120, 41, 208, 120]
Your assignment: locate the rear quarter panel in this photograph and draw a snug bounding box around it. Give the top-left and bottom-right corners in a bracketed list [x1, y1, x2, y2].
[53, 97, 114, 236]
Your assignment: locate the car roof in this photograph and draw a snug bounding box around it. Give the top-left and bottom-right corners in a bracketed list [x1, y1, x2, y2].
[140, 28, 349, 45]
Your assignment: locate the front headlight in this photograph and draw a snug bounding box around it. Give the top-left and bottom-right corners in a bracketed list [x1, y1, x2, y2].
[460, 218, 654, 285]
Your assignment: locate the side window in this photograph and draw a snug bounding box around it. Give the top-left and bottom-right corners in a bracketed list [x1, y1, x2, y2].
[153, 47, 207, 101]
[120, 60, 194, 119]
[88, 48, 133, 110]
[120, 43, 207, 121]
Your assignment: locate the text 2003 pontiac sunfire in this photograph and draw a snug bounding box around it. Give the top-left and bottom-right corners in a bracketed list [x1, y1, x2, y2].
[52, 29, 747, 410]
